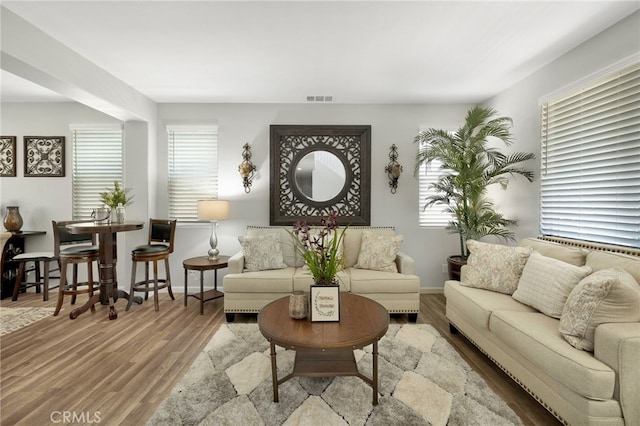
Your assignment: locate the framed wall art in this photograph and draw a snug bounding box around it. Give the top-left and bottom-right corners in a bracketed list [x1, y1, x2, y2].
[24, 136, 65, 177]
[0, 136, 17, 177]
[309, 285, 341, 322]
[270, 124, 371, 226]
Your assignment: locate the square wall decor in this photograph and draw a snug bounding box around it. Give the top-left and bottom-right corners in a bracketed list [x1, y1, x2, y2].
[24, 136, 65, 177]
[0, 136, 17, 177]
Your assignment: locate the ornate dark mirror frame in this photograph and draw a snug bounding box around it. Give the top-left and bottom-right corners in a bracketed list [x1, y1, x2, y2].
[270, 124, 371, 226]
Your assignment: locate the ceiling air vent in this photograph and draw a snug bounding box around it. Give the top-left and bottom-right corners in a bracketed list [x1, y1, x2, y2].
[306, 95, 334, 102]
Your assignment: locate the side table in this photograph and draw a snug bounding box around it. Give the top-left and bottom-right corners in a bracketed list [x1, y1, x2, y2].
[183, 255, 229, 314]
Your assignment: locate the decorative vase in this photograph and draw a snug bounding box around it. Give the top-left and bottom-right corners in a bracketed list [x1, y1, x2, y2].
[115, 203, 125, 223]
[447, 255, 467, 281]
[288, 291, 308, 319]
[3, 206, 23, 232]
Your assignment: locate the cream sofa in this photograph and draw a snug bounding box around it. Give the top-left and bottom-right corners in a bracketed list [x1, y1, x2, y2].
[223, 226, 420, 322]
[444, 236, 640, 426]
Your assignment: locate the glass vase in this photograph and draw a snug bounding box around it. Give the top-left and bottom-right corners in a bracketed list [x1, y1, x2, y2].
[288, 291, 308, 319]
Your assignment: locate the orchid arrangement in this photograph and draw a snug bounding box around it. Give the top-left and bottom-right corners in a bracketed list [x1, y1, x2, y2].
[291, 212, 347, 286]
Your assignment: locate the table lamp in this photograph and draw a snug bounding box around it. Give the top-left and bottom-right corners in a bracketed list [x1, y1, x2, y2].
[197, 199, 230, 260]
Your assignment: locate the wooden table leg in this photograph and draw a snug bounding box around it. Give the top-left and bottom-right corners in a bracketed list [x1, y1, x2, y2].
[373, 340, 379, 405]
[200, 271, 204, 315]
[69, 294, 100, 319]
[270, 342, 279, 402]
[183, 268, 188, 307]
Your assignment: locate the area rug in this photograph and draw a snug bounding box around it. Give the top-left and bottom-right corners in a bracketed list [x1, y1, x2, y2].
[0, 307, 55, 336]
[148, 323, 523, 426]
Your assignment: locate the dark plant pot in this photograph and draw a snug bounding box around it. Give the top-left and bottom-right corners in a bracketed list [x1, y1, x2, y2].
[447, 255, 467, 281]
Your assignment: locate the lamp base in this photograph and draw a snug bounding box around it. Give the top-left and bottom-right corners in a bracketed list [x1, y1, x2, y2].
[208, 247, 220, 260]
[207, 220, 220, 260]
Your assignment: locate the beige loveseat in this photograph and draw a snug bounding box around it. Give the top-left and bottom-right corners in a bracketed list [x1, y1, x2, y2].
[223, 226, 420, 322]
[445, 236, 640, 426]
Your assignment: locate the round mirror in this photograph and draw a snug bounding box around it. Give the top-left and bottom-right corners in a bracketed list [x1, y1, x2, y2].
[294, 151, 346, 202]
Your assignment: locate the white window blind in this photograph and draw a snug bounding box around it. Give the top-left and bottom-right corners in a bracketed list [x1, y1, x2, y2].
[540, 62, 640, 248]
[167, 126, 219, 221]
[72, 126, 124, 220]
[418, 158, 452, 227]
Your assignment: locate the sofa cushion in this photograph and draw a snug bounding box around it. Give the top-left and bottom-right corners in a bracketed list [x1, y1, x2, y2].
[342, 227, 396, 267]
[222, 268, 295, 293]
[518, 237, 587, 266]
[444, 280, 536, 330]
[350, 268, 419, 293]
[462, 240, 533, 295]
[560, 268, 640, 351]
[490, 310, 615, 400]
[354, 231, 403, 272]
[246, 226, 300, 267]
[586, 250, 640, 283]
[512, 251, 592, 318]
[238, 234, 287, 272]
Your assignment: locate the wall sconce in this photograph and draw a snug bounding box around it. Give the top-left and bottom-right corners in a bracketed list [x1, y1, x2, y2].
[385, 144, 403, 194]
[238, 143, 256, 193]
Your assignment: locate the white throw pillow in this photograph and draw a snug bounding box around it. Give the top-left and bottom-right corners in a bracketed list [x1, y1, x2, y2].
[238, 234, 287, 272]
[462, 240, 533, 295]
[559, 268, 640, 351]
[354, 231, 402, 272]
[512, 251, 592, 318]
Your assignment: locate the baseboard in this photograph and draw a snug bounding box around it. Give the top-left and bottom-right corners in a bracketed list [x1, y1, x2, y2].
[420, 287, 444, 294]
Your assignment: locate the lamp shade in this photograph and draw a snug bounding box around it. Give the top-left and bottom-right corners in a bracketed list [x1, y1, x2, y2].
[197, 199, 230, 221]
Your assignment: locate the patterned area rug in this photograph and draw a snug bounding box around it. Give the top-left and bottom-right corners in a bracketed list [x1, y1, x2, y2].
[0, 307, 55, 336]
[148, 323, 522, 426]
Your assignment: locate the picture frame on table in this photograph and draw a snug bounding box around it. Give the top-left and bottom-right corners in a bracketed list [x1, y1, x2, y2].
[0, 136, 17, 177]
[24, 136, 65, 177]
[309, 285, 340, 322]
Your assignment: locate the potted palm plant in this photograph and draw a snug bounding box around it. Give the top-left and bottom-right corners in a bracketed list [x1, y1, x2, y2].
[414, 105, 535, 279]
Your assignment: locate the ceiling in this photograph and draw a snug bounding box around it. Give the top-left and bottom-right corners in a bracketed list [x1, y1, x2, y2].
[1, 1, 639, 105]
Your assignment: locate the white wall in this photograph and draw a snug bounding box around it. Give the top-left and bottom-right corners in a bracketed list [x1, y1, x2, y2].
[0, 103, 151, 285]
[158, 103, 467, 291]
[486, 11, 640, 241]
[2, 10, 637, 294]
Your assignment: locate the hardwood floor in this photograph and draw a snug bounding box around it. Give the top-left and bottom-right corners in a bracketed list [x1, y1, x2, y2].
[1, 291, 560, 425]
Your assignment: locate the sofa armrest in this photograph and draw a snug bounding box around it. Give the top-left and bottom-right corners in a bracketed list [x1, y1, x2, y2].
[227, 251, 245, 274]
[594, 322, 640, 425]
[395, 251, 416, 275]
[459, 264, 467, 282]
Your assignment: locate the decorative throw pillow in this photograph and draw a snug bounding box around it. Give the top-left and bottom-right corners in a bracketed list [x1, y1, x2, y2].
[354, 231, 403, 272]
[462, 240, 533, 295]
[559, 268, 640, 351]
[238, 234, 287, 272]
[512, 251, 592, 318]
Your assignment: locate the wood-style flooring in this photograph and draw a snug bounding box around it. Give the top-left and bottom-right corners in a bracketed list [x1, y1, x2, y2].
[1, 290, 560, 425]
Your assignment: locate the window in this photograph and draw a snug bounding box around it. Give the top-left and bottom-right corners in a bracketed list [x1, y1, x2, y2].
[417, 127, 454, 227]
[72, 126, 124, 220]
[418, 158, 452, 227]
[167, 126, 219, 221]
[540, 62, 640, 248]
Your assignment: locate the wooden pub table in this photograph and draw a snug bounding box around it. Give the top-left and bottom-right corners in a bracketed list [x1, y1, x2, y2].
[66, 221, 145, 320]
[183, 255, 229, 314]
[258, 293, 390, 405]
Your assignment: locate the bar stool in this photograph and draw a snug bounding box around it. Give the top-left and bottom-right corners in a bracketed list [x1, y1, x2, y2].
[11, 251, 56, 301]
[127, 219, 177, 311]
[52, 220, 100, 316]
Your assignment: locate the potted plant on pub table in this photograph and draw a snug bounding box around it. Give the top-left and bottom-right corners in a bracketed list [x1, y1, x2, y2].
[414, 105, 535, 280]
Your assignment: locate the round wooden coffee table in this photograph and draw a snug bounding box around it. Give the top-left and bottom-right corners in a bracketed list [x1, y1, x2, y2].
[258, 293, 389, 405]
